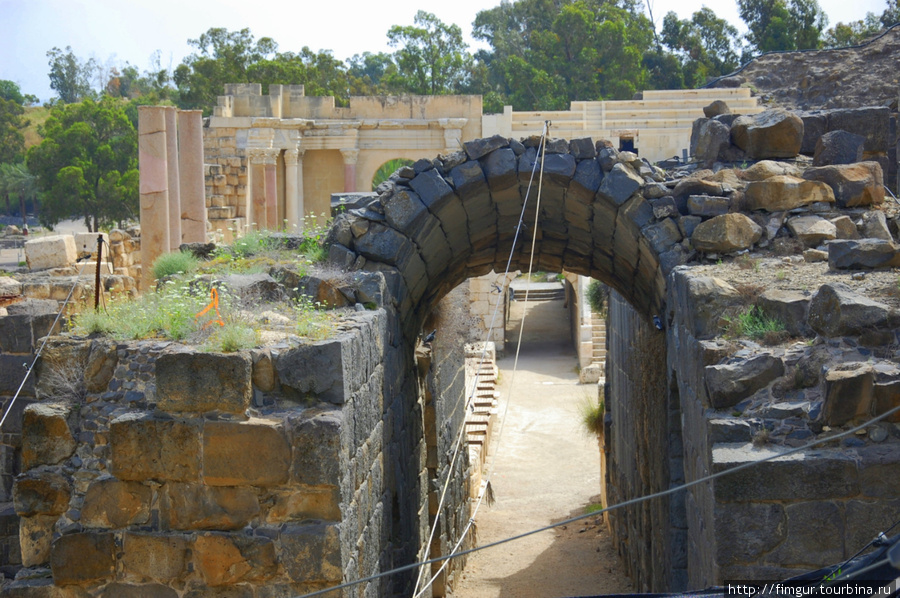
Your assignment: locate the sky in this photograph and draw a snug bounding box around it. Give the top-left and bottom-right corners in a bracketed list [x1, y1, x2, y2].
[0, 0, 892, 103]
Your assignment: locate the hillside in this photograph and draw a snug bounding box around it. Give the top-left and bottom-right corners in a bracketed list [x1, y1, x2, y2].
[710, 25, 900, 111]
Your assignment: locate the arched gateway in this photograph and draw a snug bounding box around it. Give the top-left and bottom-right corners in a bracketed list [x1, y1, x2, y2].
[327, 134, 670, 339]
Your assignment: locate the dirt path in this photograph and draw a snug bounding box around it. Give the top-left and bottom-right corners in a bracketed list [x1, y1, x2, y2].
[451, 337, 634, 597]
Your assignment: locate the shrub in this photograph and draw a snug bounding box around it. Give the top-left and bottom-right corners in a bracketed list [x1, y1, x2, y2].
[587, 279, 606, 315]
[151, 251, 200, 280]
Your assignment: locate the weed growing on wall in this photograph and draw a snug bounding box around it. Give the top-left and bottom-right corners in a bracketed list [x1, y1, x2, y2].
[723, 306, 788, 344]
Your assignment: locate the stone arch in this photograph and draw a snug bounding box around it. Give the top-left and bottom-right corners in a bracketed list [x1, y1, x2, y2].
[328, 135, 669, 340]
[370, 158, 415, 191]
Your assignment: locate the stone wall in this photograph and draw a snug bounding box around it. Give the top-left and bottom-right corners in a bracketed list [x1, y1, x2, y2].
[3, 306, 410, 596]
[604, 290, 684, 592]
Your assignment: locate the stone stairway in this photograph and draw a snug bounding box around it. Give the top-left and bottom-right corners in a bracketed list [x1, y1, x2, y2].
[508, 281, 565, 301]
[591, 313, 607, 371]
[464, 343, 500, 503]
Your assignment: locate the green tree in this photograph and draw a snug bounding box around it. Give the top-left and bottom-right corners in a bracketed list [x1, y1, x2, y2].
[26, 96, 138, 231]
[882, 0, 900, 25]
[661, 8, 742, 85]
[738, 0, 828, 54]
[347, 52, 399, 94]
[0, 80, 38, 106]
[0, 98, 28, 164]
[822, 13, 883, 46]
[247, 48, 353, 102]
[47, 46, 95, 103]
[386, 11, 472, 95]
[174, 28, 277, 112]
[0, 163, 39, 224]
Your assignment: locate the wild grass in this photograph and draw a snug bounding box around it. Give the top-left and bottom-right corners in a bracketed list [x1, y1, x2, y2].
[151, 250, 200, 281]
[723, 306, 789, 344]
[578, 393, 605, 437]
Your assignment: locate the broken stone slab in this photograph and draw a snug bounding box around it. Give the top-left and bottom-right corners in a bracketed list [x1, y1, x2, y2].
[807, 282, 897, 337]
[786, 215, 837, 247]
[731, 108, 803, 159]
[822, 362, 875, 426]
[649, 196, 678, 219]
[803, 162, 885, 207]
[641, 218, 683, 254]
[463, 134, 509, 160]
[830, 215, 860, 239]
[757, 289, 812, 337]
[705, 353, 785, 409]
[676, 275, 743, 339]
[813, 129, 865, 166]
[383, 187, 430, 233]
[743, 175, 835, 211]
[691, 213, 762, 253]
[671, 176, 724, 201]
[827, 239, 900, 270]
[693, 118, 731, 166]
[569, 137, 596, 159]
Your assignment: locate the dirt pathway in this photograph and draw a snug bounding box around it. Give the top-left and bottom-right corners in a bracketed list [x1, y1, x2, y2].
[451, 338, 634, 597]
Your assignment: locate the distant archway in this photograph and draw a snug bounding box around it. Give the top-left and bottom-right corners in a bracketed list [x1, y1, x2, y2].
[371, 158, 415, 191]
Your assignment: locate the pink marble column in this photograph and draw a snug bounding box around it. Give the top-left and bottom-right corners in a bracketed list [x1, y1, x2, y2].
[164, 107, 181, 250]
[138, 106, 170, 292]
[264, 152, 278, 230]
[340, 149, 359, 193]
[177, 110, 207, 243]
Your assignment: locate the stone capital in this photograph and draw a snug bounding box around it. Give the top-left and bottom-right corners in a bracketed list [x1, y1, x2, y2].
[284, 148, 306, 166]
[247, 148, 279, 165]
[339, 149, 360, 165]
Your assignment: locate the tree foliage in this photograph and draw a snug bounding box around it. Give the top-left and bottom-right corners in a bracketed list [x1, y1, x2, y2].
[386, 11, 472, 95]
[737, 0, 828, 55]
[0, 163, 39, 222]
[661, 8, 742, 85]
[0, 80, 38, 106]
[0, 98, 28, 164]
[26, 96, 138, 231]
[47, 46, 95, 103]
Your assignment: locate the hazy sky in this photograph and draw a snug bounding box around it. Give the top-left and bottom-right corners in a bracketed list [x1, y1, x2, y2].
[0, 0, 892, 102]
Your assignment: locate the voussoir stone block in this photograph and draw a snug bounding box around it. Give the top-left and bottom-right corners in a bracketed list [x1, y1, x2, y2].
[13, 471, 71, 516]
[280, 522, 342, 583]
[598, 163, 643, 206]
[480, 148, 518, 191]
[156, 352, 251, 414]
[202, 420, 290, 486]
[159, 482, 259, 531]
[21, 403, 76, 470]
[110, 414, 201, 482]
[194, 533, 277, 587]
[122, 532, 189, 582]
[289, 411, 342, 486]
[81, 477, 151, 528]
[50, 532, 116, 586]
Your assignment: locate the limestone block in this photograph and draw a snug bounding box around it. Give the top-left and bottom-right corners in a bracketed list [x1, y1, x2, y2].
[827, 239, 900, 270]
[289, 411, 342, 486]
[731, 108, 803, 159]
[739, 159, 802, 182]
[81, 477, 151, 528]
[803, 162, 884, 207]
[251, 349, 275, 392]
[193, 534, 277, 586]
[24, 235, 77, 271]
[50, 532, 116, 586]
[691, 213, 762, 253]
[280, 522, 342, 583]
[705, 354, 784, 409]
[0, 275, 23, 296]
[73, 232, 108, 257]
[156, 352, 251, 414]
[19, 514, 57, 566]
[743, 175, 835, 211]
[786, 215, 836, 247]
[266, 486, 341, 523]
[807, 282, 894, 337]
[672, 177, 724, 200]
[110, 414, 201, 482]
[122, 532, 189, 582]
[13, 471, 70, 516]
[202, 420, 290, 486]
[822, 362, 875, 426]
[21, 404, 76, 470]
[159, 482, 259, 531]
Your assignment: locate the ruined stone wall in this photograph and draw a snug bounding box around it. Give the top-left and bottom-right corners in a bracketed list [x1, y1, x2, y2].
[4, 308, 410, 596]
[605, 290, 684, 592]
[667, 269, 900, 587]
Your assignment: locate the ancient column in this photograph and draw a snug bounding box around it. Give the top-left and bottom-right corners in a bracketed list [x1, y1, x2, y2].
[340, 148, 359, 193]
[283, 148, 306, 230]
[164, 107, 181, 250]
[263, 150, 278, 229]
[247, 149, 267, 230]
[138, 106, 170, 292]
[177, 110, 207, 243]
